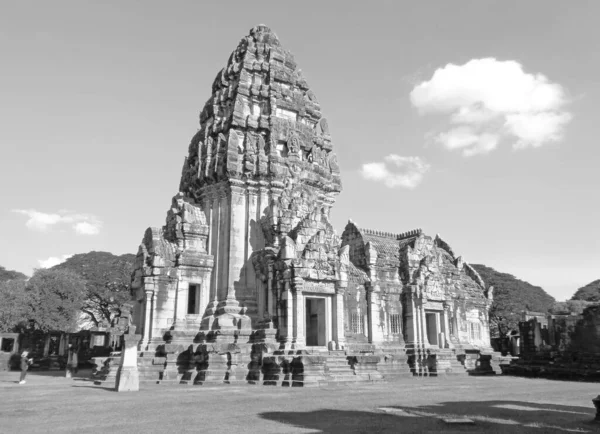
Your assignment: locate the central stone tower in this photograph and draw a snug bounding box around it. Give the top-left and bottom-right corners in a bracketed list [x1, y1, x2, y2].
[125, 25, 497, 387]
[131, 25, 342, 349]
[180, 24, 342, 329]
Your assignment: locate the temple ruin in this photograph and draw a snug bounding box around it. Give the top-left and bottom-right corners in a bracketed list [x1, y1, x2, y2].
[125, 25, 499, 385]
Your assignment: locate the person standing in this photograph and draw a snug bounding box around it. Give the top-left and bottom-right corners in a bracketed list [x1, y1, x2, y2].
[19, 350, 32, 384]
[66, 344, 79, 377]
[71, 345, 79, 375]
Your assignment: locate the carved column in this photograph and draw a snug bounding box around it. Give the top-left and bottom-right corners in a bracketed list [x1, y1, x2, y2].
[443, 302, 452, 349]
[267, 263, 274, 317]
[292, 277, 305, 348]
[257, 182, 269, 246]
[174, 269, 188, 330]
[244, 183, 259, 318]
[415, 299, 422, 348]
[420, 299, 429, 346]
[405, 288, 419, 347]
[366, 283, 384, 344]
[141, 290, 154, 349]
[269, 182, 284, 248]
[225, 182, 246, 306]
[208, 188, 221, 308]
[282, 279, 293, 342]
[218, 185, 232, 304]
[334, 282, 346, 349]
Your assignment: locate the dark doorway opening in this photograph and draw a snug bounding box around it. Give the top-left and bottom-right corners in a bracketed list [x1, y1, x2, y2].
[305, 298, 326, 346]
[426, 312, 439, 346]
[188, 284, 199, 314]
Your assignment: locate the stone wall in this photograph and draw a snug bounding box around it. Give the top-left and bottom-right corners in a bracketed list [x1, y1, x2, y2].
[123, 25, 500, 384]
[506, 305, 600, 380]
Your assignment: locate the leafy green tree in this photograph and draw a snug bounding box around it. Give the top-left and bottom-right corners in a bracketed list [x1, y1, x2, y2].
[0, 266, 28, 283]
[52, 252, 135, 328]
[471, 264, 555, 337]
[27, 268, 86, 332]
[571, 279, 600, 302]
[552, 299, 594, 315]
[0, 279, 31, 332]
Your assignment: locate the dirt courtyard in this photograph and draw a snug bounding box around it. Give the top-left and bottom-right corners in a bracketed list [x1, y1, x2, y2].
[1, 369, 598, 433]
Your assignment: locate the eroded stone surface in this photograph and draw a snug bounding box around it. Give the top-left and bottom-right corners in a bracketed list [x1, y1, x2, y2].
[506, 305, 600, 379]
[125, 25, 497, 386]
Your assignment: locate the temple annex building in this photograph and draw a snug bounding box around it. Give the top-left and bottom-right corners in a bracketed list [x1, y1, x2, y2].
[125, 25, 500, 386]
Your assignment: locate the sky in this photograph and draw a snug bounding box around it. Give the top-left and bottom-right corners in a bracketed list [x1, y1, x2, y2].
[1, 0, 598, 300]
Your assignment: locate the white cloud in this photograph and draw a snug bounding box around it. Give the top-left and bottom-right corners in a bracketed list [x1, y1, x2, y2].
[38, 254, 73, 269]
[12, 209, 102, 235]
[74, 221, 100, 235]
[410, 58, 572, 156]
[361, 155, 430, 189]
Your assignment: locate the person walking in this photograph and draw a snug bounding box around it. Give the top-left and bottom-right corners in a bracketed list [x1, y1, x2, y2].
[19, 350, 32, 384]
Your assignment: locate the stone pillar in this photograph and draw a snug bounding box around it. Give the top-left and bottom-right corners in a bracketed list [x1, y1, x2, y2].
[174, 270, 188, 330]
[225, 183, 246, 309]
[267, 263, 274, 317]
[282, 280, 293, 342]
[209, 190, 220, 305]
[140, 290, 154, 349]
[415, 301, 422, 348]
[366, 284, 384, 344]
[115, 331, 142, 392]
[405, 291, 419, 346]
[218, 186, 231, 303]
[292, 277, 305, 348]
[334, 282, 346, 349]
[245, 184, 258, 297]
[420, 303, 429, 346]
[199, 278, 209, 320]
[443, 303, 452, 349]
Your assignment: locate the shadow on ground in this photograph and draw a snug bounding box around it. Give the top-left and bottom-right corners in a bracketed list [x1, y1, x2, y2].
[259, 400, 597, 433]
[20, 368, 93, 378]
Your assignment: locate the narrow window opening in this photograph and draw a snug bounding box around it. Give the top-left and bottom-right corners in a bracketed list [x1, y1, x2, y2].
[390, 314, 401, 334]
[188, 284, 199, 315]
[351, 312, 364, 335]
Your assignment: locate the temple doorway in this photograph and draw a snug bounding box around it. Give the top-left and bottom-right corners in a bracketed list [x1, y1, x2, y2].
[187, 284, 199, 314]
[426, 312, 439, 346]
[305, 298, 326, 346]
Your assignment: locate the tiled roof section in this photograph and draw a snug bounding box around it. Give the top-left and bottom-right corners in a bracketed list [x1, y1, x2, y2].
[398, 236, 418, 252]
[348, 261, 368, 284]
[359, 228, 400, 268]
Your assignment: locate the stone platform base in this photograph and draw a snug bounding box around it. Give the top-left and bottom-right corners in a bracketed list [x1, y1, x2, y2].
[92, 342, 413, 387]
[115, 367, 140, 392]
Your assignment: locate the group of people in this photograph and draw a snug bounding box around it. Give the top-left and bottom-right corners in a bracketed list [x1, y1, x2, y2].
[17, 344, 79, 384]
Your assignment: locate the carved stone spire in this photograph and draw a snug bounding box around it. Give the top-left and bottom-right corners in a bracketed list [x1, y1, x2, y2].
[178, 25, 342, 199]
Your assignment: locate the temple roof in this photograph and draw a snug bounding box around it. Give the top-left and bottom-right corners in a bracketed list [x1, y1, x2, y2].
[358, 228, 401, 268]
[179, 24, 342, 197]
[348, 261, 368, 284]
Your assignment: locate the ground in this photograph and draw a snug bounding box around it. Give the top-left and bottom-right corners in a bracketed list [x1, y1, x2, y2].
[1, 370, 598, 433]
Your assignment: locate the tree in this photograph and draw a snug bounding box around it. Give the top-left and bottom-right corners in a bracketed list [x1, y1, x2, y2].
[471, 264, 555, 337]
[26, 268, 86, 332]
[552, 299, 594, 315]
[0, 265, 28, 283]
[52, 252, 135, 328]
[571, 279, 600, 302]
[0, 279, 31, 332]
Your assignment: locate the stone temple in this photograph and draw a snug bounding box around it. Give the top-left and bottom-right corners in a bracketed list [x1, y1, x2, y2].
[127, 25, 499, 385]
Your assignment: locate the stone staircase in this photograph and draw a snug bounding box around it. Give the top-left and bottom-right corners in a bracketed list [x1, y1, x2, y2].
[91, 344, 414, 388]
[376, 353, 415, 380]
[323, 351, 360, 384]
[433, 349, 468, 376]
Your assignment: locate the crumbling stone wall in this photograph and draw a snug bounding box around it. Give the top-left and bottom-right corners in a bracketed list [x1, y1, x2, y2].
[507, 305, 600, 379]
